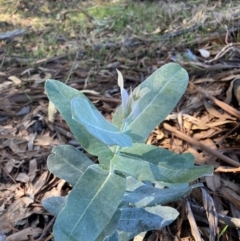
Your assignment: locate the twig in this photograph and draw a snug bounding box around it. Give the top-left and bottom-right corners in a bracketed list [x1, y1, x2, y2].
[205, 43, 240, 63]
[0, 29, 27, 40]
[215, 166, 240, 173]
[60, 6, 96, 22]
[163, 123, 240, 167]
[35, 217, 55, 241]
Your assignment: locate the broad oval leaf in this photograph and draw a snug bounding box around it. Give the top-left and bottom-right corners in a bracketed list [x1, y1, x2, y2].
[117, 207, 163, 233]
[72, 96, 132, 147]
[123, 183, 201, 207]
[45, 80, 113, 166]
[53, 165, 126, 241]
[104, 231, 119, 241]
[145, 206, 179, 227]
[96, 210, 121, 241]
[42, 196, 66, 216]
[117, 206, 178, 233]
[112, 63, 189, 142]
[47, 145, 93, 186]
[113, 143, 213, 183]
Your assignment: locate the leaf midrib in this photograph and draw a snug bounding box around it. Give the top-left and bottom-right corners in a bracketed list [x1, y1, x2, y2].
[68, 171, 112, 239]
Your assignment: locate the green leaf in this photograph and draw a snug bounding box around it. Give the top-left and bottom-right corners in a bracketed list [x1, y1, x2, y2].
[96, 210, 121, 241]
[117, 206, 178, 234]
[117, 207, 164, 233]
[42, 196, 66, 216]
[118, 205, 179, 241]
[53, 165, 126, 241]
[123, 183, 201, 207]
[181, 152, 195, 163]
[145, 206, 179, 227]
[47, 145, 93, 185]
[113, 143, 213, 183]
[112, 63, 189, 142]
[105, 231, 119, 241]
[117, 231, 133, 241]
[45, 80, 113, 166]
[72, 97, 132, 147]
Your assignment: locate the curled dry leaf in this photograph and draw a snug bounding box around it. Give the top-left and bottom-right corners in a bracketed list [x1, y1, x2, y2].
[205, 174, 221, 192]
[4, 159, 24, 173]
[220, 186, 240, 210]
[34, 133, 61, 146]
[221, 178, 240, 195]
[5, 227, 43, 241]
[15, 172, 30, 183]
[225, 78, 236, 104]
[48, 101, 57, 122]
[28, 159, 37, 182]
[8, 76, 22, 85]
[33, 171, 50, 195]
[233, 78, 240, 105]
[0, 197, 34, 233]
[204, 100, 235, 120]
[201, 188, 218, 241]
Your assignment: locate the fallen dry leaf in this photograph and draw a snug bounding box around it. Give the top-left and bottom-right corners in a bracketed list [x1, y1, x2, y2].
[6, 227, 42, 241]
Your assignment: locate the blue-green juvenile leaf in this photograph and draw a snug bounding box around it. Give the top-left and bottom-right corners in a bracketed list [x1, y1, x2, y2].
[123, 183, 200, 207]
[116, 69, 150, 125]
[117, 206, 178, 233]
[117, 207, 163, 233]
[47, 145, 93, 185]
[181, 153, 195, 163]
[45, 80, 113, 166]
[117, 206, 179, 240]
[42, 196, 67, 216]
[117, 69, 129, 118]
[104, 231, 119, 241]
[113, 143, 213, 183]
[145, 206, 179, 227]
[53, 165, 126, 241]
[72, 97, 132, 147]
[112, 63, 189, 142]
[96, 210, 121, 241]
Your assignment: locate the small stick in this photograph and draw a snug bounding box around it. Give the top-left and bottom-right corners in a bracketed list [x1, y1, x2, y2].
[163, 123, 240, 167]
[35, 217, 55, 241]
[215, 166, 240, 173]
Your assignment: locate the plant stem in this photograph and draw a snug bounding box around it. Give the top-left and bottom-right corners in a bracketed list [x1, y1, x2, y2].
[110, 121, 128, 173]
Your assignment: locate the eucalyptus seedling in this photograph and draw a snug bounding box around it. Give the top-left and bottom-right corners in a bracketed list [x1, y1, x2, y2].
[42, 63, 213, 241]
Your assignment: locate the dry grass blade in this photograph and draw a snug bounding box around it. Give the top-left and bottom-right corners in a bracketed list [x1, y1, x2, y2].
[229, 203, 240, 238]
[185, 200, 202, 241]
[220, 187, 240, 210]
[191, 204, 240, 229]
[201, 188, 218, 241]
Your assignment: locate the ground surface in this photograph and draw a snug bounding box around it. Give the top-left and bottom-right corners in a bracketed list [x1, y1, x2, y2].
[1, 0, 240, 240]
